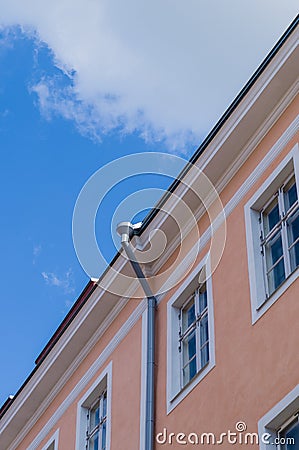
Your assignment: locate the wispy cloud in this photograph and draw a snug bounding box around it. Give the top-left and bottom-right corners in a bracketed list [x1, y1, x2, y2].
[33, 244, 41, 257]
[32, 244, 42, 265]
[41, 267, 75, 295]
[0, 1, 298, 150]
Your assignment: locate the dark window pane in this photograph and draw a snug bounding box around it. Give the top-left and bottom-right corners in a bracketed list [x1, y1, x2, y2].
[287, 211, 299, 271]
[265, 233, 284, 296]
[102, 393, 107, 418]
[182, 297, 196, 332]
[182, 330, 197, 385]
[285, 181, 298, 211]
[201, 344, 209, 368]
[291, 240, 299, 271]
[90, 432, 99, 450]
[102, 422, 107, 450]
[267, 258, 285, 294]
[273, 259, 285, 289]
[90, 405, 100, 430]
[186, 333, 196, 361]
[269, 234, 284, 265]
[200, 315, 209, 344]
[198, 289, 207, 313]
[267, 203, 280, 231]
[182, 331, 197, 368]
[189, 358, 197, 380]
[280, 418, 299, 449]
[289, 213, 299, 241]
[187, 304, 195, 327]
[183, 358, 197, 385]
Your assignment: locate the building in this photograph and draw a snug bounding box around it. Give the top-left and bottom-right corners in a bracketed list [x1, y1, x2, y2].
[0, 15, 298, 450]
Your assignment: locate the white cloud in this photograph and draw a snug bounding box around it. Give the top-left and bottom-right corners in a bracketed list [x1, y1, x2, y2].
[0, 1, 298, 150]
[41, 267, 75, 294]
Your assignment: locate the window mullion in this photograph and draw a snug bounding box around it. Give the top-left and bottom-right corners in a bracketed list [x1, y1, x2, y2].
[259, 212, 270, 299]
[179, 309, 184, 389]
[100, 394, 104, 422]
[279, 188, 292, 276]
[194, 290, 201, 372]
[278, 431, 283, 450]
[86, 408, 91, 443]
[99, 422, 103, 450]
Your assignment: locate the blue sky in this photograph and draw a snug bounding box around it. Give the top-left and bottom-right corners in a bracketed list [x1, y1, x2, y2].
[0, 4, 298, 406]
[0, 30, 175, 405]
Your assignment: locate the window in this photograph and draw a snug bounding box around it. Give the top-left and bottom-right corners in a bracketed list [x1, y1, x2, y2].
[42, 430, 59, 450]
[179, 282, 209, 387]
[245, 146, 299, 323]
[258, 384, 299, 450]
[76, 362, 111, 450]
[278, 414, 299, 449]
[260, 175, 299, 297]
[87, 390, 107, 450]
[167, 259, 215, 413]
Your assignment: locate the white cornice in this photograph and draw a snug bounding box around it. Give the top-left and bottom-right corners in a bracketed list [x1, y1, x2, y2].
[155, 115, 299, 297]
[137, 76, 299, 261]
[150, 81, 298, 275]
[215, 80, 299, 195]
[195, 32, 298, 171]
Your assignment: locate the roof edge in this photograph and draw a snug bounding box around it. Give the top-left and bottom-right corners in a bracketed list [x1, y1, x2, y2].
[0, 280, 97, 420]
[139, 13, 299, 233]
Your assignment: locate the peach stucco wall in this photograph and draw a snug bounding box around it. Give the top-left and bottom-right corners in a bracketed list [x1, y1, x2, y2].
[13, 94, 299, 450]
[17, 297, 144, 450]
[153, 96, 299, 447]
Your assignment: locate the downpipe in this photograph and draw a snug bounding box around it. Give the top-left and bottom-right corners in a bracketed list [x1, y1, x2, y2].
[117, 222, 156, 450]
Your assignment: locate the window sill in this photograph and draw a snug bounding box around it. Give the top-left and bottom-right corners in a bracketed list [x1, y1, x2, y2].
[167, 360, 215, 414]
[253, 267, 299, 324]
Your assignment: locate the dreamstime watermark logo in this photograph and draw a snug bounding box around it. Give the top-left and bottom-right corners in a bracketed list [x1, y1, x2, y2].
[156, 421, 296, 446]
[72, 152, 227, 297]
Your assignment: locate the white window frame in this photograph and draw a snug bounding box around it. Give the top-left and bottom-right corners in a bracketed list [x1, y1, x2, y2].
[41, 429, 59, 450]
[245, 144, 299, 324]
[166, 255, 215, 414]
[75, 361, 112, 450]
[258, 384, 299, 449]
